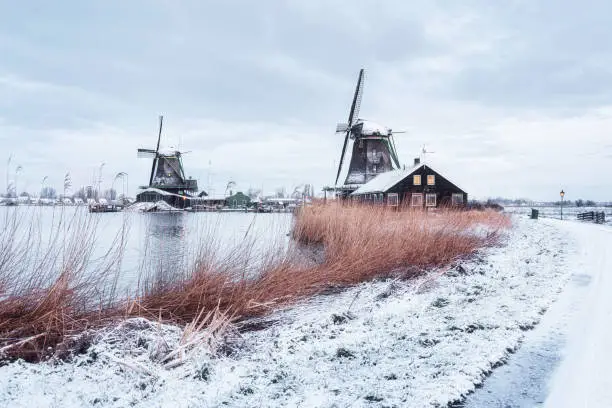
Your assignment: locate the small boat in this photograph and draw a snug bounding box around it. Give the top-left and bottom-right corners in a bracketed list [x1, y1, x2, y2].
[88, 203, 122, 213]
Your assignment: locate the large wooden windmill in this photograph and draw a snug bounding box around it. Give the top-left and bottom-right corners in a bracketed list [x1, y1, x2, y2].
[136, 116, 198, 205]
[334, 69, 401, 195]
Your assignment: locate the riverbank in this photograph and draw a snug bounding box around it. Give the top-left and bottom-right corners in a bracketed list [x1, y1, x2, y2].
[0, 216, 570, 407]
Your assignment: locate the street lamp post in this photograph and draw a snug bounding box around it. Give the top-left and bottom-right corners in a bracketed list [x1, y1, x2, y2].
[560, 189, 565, 220]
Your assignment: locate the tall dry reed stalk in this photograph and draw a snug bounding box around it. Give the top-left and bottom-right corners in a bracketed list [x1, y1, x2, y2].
[0, 207, 129, 361]
[129, 203, 509, 331]
[0, 203, 509, 362]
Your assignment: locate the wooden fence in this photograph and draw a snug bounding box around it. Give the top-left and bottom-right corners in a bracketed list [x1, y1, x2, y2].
[577, 211, 606, 224]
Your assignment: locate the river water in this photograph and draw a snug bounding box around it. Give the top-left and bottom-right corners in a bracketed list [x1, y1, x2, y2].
[0, 206, 293, 296]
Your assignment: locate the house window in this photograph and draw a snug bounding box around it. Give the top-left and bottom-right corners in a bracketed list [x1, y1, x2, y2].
[452, 193, 464, 206]
[427, 175, 435, 186]
[426, 194, 437, 207]
[413, 175, 421, 185]
[411, 193, 423, 207]
[387, 193, 399, 207]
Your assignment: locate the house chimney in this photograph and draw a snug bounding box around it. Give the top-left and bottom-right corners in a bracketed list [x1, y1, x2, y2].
[414, 157, 421, 166]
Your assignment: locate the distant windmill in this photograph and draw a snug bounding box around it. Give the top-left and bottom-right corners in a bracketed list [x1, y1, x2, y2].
[137, 116, 198, 195]
[334, 69, 402, 188]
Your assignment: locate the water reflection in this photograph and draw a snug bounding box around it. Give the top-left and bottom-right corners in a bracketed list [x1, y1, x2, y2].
[141, 213, 189, 292]
[0, 207, 293, 296]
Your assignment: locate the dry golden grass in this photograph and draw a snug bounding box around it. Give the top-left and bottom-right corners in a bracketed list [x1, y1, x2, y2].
[0, 203, 510, 362]
[127, 203, 509, 328]
[0, 208, 127, 361]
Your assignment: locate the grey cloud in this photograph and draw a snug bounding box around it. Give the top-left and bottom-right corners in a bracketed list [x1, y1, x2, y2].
[1, 1, 612, 200]
[444, 1, 612, 109]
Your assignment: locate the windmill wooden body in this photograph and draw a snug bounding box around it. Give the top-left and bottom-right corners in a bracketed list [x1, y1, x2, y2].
[136, 116, 199, 208]
[333, 69, 401, 197]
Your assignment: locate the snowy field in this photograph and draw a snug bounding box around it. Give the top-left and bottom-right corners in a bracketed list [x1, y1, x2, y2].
[0, 217, 577, 407]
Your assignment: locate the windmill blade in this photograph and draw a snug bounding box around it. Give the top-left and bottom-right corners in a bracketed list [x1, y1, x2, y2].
[155, 115, 163, 154]
[335, 123, 349, 133]
[137, 148, 157, 158]
[346, 69, 365, 128]
[389, 136, 401, 169]
[334, 69, 365, 186]
[334, 129, 350, 186]
[149, 115, 164, 186]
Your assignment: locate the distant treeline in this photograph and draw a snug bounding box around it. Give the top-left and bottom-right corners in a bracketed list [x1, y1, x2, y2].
[482, 197, 611, 207]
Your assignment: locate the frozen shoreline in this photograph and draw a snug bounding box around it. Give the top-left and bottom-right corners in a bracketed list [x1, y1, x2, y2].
[0, 217, 571, 407]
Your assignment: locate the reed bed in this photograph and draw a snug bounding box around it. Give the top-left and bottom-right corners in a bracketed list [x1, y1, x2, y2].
[0, 203, 509, 362]
[0, 207, 128, 361]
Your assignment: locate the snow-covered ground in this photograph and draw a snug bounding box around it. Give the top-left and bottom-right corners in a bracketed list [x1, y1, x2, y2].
[463, 219, 612, 407]
[504, 205, 611, 224]
[0, 217, 585, 407]
[543, 221, 612, 407]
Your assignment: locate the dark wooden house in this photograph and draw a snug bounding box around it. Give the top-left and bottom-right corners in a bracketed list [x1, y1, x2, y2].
[225, 192, 251, 208]
[350, 159, 467, 208]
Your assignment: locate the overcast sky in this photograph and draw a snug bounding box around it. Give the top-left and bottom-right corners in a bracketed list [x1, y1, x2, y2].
[1, 0, 611, 200]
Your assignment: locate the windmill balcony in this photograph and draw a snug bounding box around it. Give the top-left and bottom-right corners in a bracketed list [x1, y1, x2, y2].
[147, 179, 198, 191]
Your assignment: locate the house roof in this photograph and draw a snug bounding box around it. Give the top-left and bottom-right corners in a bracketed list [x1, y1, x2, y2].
[350, 168, 414, 195]
[350, 162, 466, 195]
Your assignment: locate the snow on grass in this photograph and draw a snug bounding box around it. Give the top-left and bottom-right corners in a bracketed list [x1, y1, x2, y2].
[0, 217, 570, 407]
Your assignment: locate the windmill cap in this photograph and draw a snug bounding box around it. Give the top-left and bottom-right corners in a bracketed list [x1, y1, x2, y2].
[354, 120, 391, 136]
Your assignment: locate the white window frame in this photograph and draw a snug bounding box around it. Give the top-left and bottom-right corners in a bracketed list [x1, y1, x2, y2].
[387, 193, 399, 207]
[411, 193, 423, 207]
[426, 193, 437, 207]
[452, 193, 464, 206]
[413, 175, 421, 186]
[427, 175, 435, 186]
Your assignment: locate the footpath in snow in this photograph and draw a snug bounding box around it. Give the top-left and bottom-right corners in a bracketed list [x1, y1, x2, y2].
[465, 219, 612, 407]
[544, 220, 612, 407]
[0, 217, 573, 408]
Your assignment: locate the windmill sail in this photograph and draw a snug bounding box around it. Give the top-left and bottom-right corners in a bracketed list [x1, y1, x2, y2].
[335, 68, 365, 186]
[333, 69, 403, 192]
[149, 115, 163, 186]
[137, 148, 157, 158]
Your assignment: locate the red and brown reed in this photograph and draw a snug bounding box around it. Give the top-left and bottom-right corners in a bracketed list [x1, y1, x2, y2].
[0, 203, 509, 361]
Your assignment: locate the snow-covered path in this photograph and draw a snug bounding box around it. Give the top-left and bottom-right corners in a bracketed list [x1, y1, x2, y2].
[545, 221, 612, 407]
[465, 219, 612, 407]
